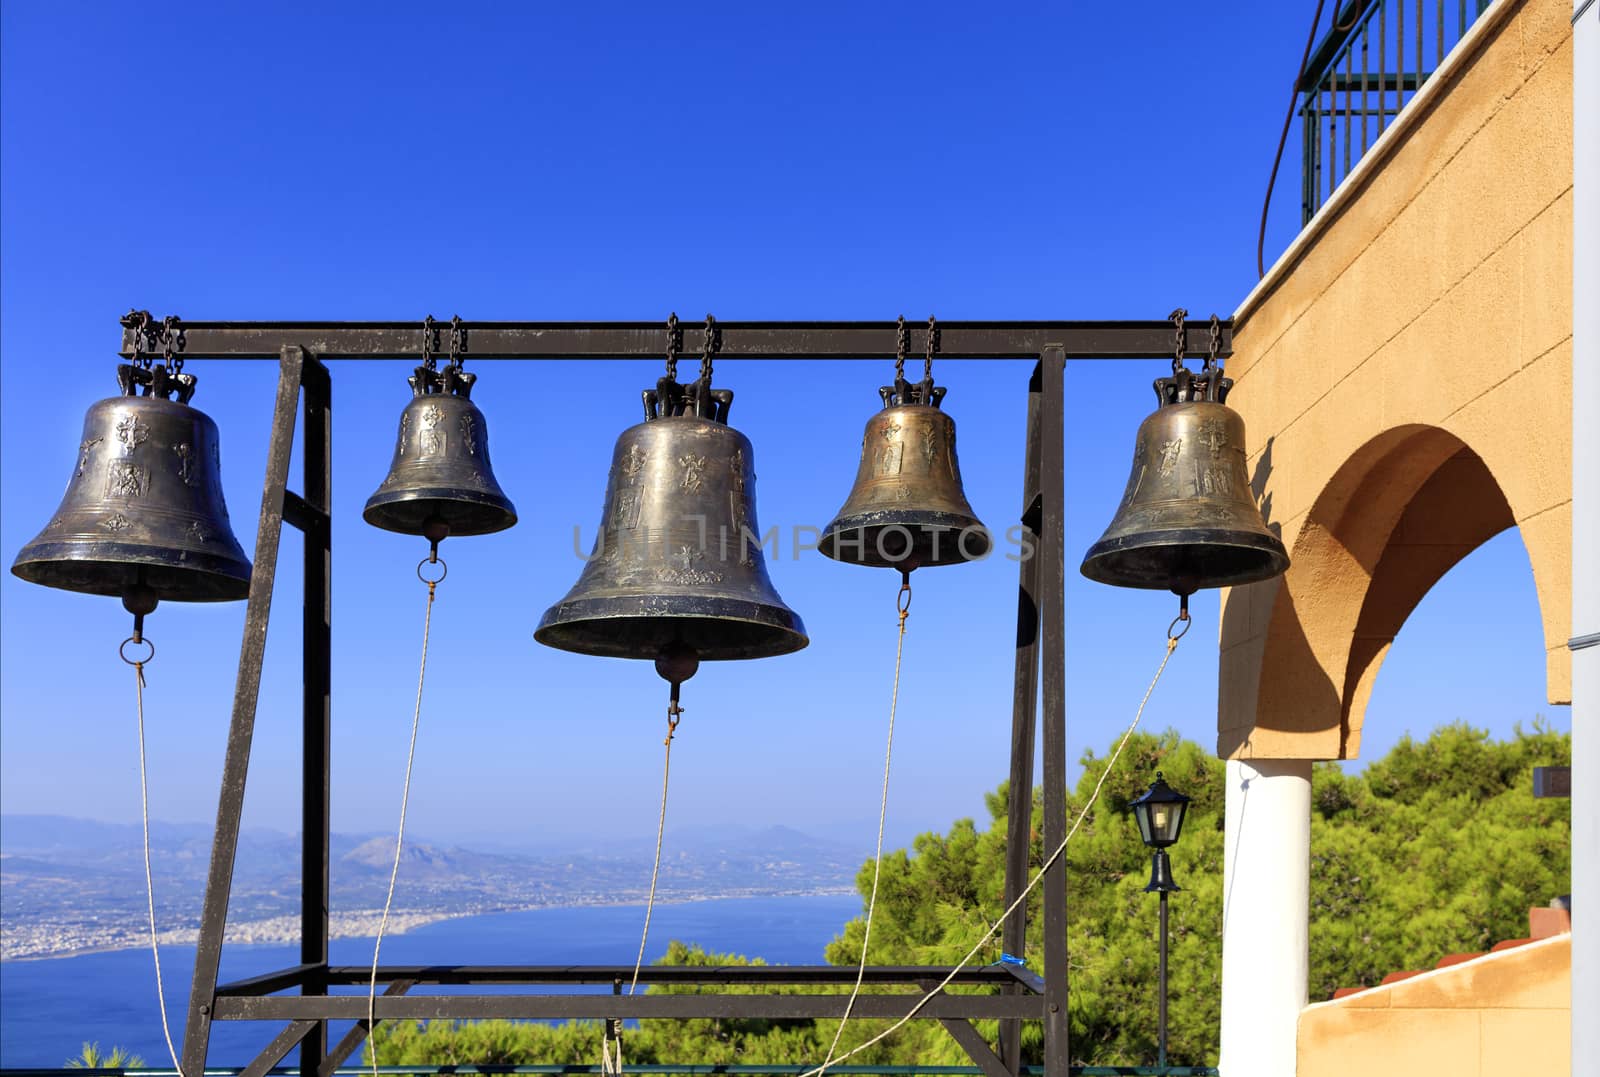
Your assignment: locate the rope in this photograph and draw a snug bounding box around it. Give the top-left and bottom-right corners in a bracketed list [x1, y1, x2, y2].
[132, 658, 185, 1077]
[628, 706, 681, 994]
[817, 578, 911, 1075]
[608, 701, 683, 1072]
[600, 1029, 623, 1076]
[368, 565, 439, 1077]
[798, 631, 1182, 1076]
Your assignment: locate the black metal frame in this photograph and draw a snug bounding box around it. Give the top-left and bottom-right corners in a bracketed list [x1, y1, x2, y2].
[142, 320, 1232, 1077]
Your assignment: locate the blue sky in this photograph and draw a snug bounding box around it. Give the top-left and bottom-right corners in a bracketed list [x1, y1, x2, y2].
[0, 2, 1566, 850]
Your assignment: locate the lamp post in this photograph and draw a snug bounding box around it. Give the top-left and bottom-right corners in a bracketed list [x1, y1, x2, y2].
[1129, 771, 1190, 1069]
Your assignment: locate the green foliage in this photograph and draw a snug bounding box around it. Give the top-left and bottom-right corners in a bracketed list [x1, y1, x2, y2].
[369, 723, 1570, 1070]
[66, 1042, 146, 1069]
[1307, 720, 1571, 1000]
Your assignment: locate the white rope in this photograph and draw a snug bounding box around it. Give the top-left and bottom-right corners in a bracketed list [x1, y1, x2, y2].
[627, 708, 680, 994]
[368, 575, 436, 1077]
[133, 660, 186, 1077]
[600, 1028, 624, 1075]
[817, 585, 910, 1075]
[797, 633, 1181, 1075]
[607, 705, 681, 1073]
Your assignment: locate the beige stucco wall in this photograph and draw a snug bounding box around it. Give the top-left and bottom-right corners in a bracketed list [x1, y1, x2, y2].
[1296, 935, 1571, 1077]
[1218, 0, 1574, 760]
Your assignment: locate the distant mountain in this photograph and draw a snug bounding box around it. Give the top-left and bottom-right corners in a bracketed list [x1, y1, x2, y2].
[0, 813, 864, 959]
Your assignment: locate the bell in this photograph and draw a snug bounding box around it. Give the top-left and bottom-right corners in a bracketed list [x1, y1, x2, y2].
[819, 369, 989, 570]
[1081, 357, 1289, 595]
[364, 361, 517, 539]
[535, 366, 807, 664]
[11, 362, 252, 607]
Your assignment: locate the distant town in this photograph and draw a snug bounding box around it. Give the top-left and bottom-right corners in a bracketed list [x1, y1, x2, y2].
[0, 814, 861, 960]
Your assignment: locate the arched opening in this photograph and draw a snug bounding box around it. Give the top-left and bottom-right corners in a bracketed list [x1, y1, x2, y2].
[1221, 424, 1557, 760]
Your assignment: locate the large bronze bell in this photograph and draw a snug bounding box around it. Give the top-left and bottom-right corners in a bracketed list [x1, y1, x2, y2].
[536, 359, 807, 665]
[364, 354, 516, 541]
[819, 327, 989, 569]
[11, 359, 252, 609]
[1081, 320, 1288, 594]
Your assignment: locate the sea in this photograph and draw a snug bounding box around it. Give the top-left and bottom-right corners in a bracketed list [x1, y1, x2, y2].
[0, 893, 862, 1068]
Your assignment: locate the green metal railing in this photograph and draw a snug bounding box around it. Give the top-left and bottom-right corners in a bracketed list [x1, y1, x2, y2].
[0, 1062, 1216, 1068]
[1300, 0, 1491, 221]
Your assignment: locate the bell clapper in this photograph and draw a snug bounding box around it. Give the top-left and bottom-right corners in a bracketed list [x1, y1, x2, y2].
[1168, 592, 1192, 642]
[422, 517, 450, 564]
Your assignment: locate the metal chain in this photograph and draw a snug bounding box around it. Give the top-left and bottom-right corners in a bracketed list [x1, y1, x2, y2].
[924, 315, 937, 382]
[1170, 308, 1188, 374]
[448, 315, 465, 372]
[1206, 314, 1222, 376]
[161, 315, 183, 374]
[421, 315, 438, 373]
[894, 315, 908, 383]
[700, 314, 716, 382]
[126, 310, 154, 370]
[665, 312, 680, 381]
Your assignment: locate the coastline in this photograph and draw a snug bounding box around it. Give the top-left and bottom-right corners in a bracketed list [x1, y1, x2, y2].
[0, 887, 858, 963]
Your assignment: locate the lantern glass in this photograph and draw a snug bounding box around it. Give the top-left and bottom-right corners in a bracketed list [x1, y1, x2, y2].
[1129, 773, 1190, 849]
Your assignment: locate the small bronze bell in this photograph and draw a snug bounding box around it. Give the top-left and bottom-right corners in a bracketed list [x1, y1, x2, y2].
[536, 341, 807, 666]
[819, 320, 989, 569]
[11, 356, 252, 611]
[364, 326, 516, 541]
[1081, 313, 1288, 595]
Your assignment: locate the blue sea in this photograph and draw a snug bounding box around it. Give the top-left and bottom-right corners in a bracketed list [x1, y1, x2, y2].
[0, 894, 862, 1068]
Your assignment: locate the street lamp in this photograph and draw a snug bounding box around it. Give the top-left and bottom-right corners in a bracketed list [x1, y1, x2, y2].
[1129, 771, 1190, 1069]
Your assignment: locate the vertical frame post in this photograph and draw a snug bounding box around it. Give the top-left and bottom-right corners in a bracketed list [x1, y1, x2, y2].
[1037, 347, 1069, 1073]
[182, 346, 308, 1075]
[299, 359, 332, 1075]
[997, 361, 1043, 1074]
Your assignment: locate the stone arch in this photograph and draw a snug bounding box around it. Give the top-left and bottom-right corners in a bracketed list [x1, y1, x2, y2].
[1223, 424, 1537, 760]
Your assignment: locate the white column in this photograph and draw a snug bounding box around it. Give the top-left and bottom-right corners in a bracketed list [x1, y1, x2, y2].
[1219, 758, 1312, 1077]
[1571, 1, 1598, 1072]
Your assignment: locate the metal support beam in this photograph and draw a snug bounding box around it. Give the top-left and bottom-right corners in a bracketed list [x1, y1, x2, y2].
[161, 323, 1195, 1073]
[211, 994, 1042, 1022]
[317, 980, 416, 1077]
[182, 346, 309, 1076]
[922, 979, 1016, 1077]
[319, 964, 1019, 986]
[999, 360, 1044, 1074]
[121, 320, 1230, 362]
[1038, 347, 1070, 1074]
[215, 964, 322, 997]
[299, 357, 333, 1077]
[938, 1019, 1016, 1077]
[237, 1021, 318, 1077]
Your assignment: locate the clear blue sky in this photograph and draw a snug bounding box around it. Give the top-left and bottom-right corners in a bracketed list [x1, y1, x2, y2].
[0, 2, 1566, 851]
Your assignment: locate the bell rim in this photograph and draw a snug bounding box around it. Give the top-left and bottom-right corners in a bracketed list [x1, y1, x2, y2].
[362, 488, 519, 537]
[819, 511, 992, 569]
[535, 595, 809, 662]
[10, 544, 252, 602]
[1080, 527, 1290, 591]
